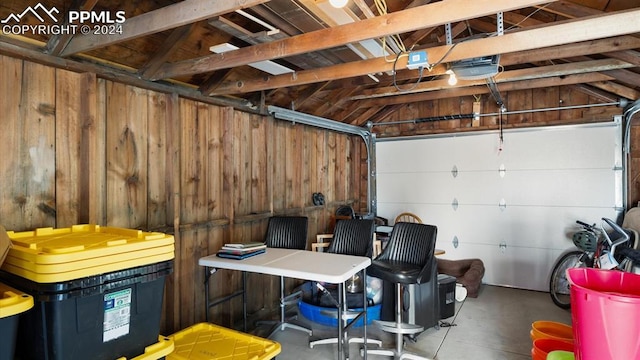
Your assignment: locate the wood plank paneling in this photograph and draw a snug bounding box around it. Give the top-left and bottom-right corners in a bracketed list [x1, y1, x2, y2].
[27, 61, 56, 228]
[163, 93, 180, 334]
[335, 134, 347, 202]
[272, 122, 287, 211]
[326, 132, 337, 207]
[206, 106, 225, 222]
[94, 79, 108, 225]
[177, 98, 209, 329]
[532, 87, 560, 123]
[105, 83, 149, 228]
[147, 91, 169, 229]
[0, 55, 24, 230]
[55, 69, 81, 227]
[250, 114, 269, 214]
[54, 70, 98, 227]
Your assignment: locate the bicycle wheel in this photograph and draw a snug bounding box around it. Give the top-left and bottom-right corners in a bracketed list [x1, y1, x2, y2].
[549, 251, 587, 309]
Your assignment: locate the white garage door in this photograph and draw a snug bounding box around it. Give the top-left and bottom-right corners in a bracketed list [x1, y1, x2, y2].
[376, 117, 623, 291]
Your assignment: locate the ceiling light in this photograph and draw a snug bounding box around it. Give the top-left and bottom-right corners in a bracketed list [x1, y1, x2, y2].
[446, 70, 458, 86]
[329, 0, 348, 9]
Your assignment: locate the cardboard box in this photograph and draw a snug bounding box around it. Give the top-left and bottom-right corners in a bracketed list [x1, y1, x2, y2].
[0, 226, 11, 266]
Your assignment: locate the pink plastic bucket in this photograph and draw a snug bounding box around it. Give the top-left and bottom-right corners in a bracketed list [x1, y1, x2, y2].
[567, 268, 640, 360]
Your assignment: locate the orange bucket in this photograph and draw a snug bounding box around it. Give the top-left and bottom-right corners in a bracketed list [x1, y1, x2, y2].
[530, 321, 574, 344]
[531, 338, 574, 360]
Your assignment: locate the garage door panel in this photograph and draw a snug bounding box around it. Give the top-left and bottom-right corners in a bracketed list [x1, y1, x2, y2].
[376, 120, 622, 291]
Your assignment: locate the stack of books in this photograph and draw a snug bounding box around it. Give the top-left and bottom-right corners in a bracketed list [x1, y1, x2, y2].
[217, 242, 266, 260]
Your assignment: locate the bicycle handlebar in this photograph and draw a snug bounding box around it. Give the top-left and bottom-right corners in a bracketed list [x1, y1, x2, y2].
[576, 220, 594, 229]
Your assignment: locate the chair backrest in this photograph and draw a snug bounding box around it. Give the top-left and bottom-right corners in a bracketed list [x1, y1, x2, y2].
[394, 212, 423, 224]
[264, 216, 308, 250]
[377, 222, 436, 267]
[326, 219, 375, 257]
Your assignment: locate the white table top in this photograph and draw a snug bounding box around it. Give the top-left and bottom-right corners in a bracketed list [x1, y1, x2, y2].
[199, 248, 371, 284]
[375, 225, 393, 234]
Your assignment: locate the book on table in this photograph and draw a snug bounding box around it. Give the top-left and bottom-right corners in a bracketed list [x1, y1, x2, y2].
[221, 242, 266, 249]
[216, 248, 266, 260]
[218, 244, 266, 255]
[220, 243, 266, 252]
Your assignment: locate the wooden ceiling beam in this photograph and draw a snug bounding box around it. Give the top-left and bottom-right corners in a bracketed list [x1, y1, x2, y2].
[352, 73, 614, 108]
[0, 37, 256, 111]
[571, 84, 620, 102]
[59, 0, 269, 56]
[207, 16, 333, 70]
[604, 50, 640, 66]
[292, 82, 331, 110]
[350, 58, 634, 99]
[602, 69, 640, 88]
[309, 87, 359, 118]
[45, 0, 99, 55]
[504, 36, 640, 64]
[139, 24, 195, 79]
[153, 0, 553, 79]
[208, 9, 640, 96]
[538, 0, 602, 18]
[348, 107, 383, 126]
[589, 81, 640, 100]
[198, 70, 233, 95]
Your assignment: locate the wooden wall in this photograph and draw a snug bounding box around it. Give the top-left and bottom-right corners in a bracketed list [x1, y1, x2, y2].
[0, 54, 365, 334]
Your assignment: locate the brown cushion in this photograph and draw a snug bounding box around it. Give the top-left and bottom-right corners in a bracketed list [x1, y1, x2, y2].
[437, 258, 485, 298]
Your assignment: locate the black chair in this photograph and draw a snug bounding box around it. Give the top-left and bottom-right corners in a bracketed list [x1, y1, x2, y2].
[309, 219, 383, 350]
[262, 215, 312, 335]
[366, 222, 438, 360]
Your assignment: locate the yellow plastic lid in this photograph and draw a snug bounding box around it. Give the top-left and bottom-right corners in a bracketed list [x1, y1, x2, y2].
[167, 322, 281, 360]
[4, 244, 174, 274]
[116, 336, 175, 360]
[6, 224, 174, 265]
[2, 251, 175, 283]
[0, 282, 34, 318]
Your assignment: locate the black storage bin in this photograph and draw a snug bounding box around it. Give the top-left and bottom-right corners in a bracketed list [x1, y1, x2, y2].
[0, 261, 172, 360]
[380, 263, 439, 330]
[438, 274, 456, 319]
[0, 282, 33, 360]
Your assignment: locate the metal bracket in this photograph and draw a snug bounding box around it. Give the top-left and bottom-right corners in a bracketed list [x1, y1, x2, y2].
[497, 12, 504, 36]
[445, 23, 453, 45]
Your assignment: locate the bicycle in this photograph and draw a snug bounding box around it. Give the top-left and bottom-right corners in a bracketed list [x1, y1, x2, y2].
[549, 217, 633, 309]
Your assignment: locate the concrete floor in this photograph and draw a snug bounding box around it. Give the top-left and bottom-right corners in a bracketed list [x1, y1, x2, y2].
[255, 285, 572, 360]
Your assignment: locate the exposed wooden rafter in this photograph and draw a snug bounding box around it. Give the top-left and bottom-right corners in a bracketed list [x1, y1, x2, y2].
[59, 0, 269, 56]
[208, 13, 640, 96]
[152, 0, 552, 79]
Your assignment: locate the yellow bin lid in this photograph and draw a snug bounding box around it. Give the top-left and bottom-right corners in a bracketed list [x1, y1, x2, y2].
[6, 224, 174, 265]
[167, 323, 281, 360]
[0, 282, 34, 318]
[2, 251, 175, 283]
[4, 244, 175, 274]
[116, 336, 175, 360]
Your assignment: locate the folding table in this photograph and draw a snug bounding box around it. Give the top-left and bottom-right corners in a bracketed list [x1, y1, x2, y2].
[199, 248, 371, 360]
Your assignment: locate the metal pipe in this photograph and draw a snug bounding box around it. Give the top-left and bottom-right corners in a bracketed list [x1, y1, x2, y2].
[622, 99, 640, 209]
[371, 101, 622, 127]
[268, 106, 377, 215]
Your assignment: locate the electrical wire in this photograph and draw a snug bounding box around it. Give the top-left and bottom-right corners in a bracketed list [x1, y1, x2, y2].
[504, 4, 550, 32]
[392, 50, 425, 92]
[374, 0, 407, 61]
